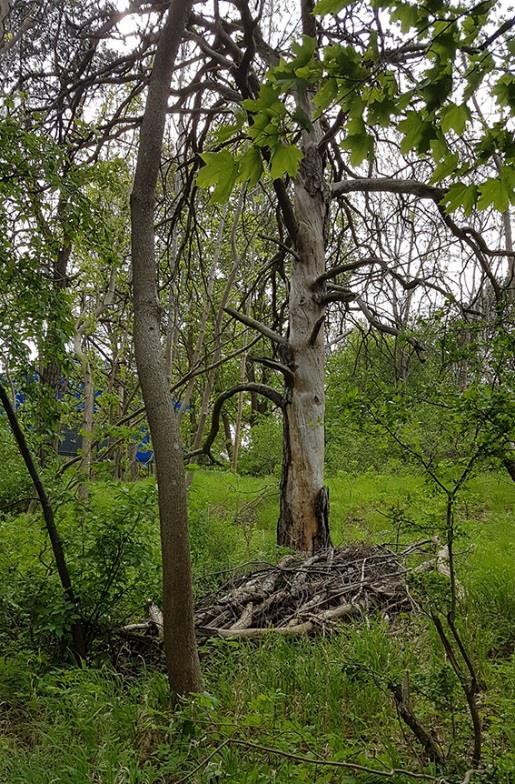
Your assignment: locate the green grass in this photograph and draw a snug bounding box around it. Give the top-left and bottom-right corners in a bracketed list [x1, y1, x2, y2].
[0, 469, 513, 782]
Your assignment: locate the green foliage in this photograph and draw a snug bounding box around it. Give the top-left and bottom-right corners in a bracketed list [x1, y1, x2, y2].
[270, 143, 304, 180]
[0, 469, 513, 780]
[238, 415, 283, 476]
[197, 151, 239, 203]
[0, 481, 161, 649]
[196, 2, 514, 215]
[0, 419, 32, 517]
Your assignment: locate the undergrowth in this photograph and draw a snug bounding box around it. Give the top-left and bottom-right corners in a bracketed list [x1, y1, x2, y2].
[0, 470, 513, 782]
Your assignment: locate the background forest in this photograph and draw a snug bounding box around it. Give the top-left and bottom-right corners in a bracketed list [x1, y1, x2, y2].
[0, 0, 514, 782]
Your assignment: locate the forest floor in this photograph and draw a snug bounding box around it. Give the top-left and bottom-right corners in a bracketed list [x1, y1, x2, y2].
[0, 470, 513, 783]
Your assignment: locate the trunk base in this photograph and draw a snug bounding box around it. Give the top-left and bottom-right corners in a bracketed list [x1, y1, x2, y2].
[277, 486, 331, 554]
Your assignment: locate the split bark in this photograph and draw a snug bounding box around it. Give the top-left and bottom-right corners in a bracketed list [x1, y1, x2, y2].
[277, 2, 330, 553]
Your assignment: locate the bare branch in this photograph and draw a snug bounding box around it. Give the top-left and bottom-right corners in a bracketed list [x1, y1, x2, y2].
[225, 306, 288, 346]
[248, 355, 295, 384]
[331, 178, 444, 201]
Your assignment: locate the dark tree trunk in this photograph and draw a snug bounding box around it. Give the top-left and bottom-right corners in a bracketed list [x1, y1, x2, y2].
[0, 381, 86, 662]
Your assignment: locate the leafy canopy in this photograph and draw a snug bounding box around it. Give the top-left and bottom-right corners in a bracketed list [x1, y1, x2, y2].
[197, 0, 514, 216]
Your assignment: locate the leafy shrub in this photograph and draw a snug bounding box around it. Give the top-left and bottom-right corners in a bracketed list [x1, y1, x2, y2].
[238, 414, 282, 476]
[0, 419, 32, 517]
[0, 481, 161, 652]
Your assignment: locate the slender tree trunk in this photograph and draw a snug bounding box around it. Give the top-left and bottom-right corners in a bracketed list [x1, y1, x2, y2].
[0, 380, 86, 662]
[178, 208, 227, 427]
[39, 240, 71, 463]
[191, 195, 244, 453]
[221, 410, 233, 462]
[277, 52, 330, 552]
[73, 334, 94, 499]
[130, 0, 200, 696]
[232, 309, 250, 473]
[80, 350, 94, 491]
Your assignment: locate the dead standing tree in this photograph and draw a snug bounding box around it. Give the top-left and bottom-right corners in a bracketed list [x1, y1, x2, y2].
[181, 0, 515, 553]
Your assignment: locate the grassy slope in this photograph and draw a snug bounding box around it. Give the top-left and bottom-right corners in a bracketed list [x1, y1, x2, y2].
[0, 470, 513, 783]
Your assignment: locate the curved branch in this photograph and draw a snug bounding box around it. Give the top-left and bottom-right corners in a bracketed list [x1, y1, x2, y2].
[313, 257, 381, 287]
[186, 383, 284, 462]
[248, 355, 295, 384]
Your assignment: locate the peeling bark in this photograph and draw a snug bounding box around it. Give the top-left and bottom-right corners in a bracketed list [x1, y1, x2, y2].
[277, 56, 331, 552]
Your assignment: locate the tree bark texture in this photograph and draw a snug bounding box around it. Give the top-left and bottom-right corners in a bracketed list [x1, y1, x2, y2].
[277, 22, 331, 553]
[130, 0, 200, 696]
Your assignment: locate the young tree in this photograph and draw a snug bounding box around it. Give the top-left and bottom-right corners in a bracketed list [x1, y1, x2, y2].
[130, 0, 201, 696]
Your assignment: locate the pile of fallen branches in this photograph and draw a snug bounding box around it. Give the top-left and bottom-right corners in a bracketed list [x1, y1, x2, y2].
[195, 543, 419, 639]
[122, 541, 436, 645]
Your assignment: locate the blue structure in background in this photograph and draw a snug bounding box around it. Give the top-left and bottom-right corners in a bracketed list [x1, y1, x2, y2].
[3, 376, 192, 464]
[135, 432, 153, 466]
[134, 400, 192, 465]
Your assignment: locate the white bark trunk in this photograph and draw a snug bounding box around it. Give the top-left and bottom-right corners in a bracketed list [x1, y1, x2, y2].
[277, 124, 330, 552]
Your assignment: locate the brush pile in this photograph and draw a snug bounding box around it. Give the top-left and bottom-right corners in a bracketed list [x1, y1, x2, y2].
[195, 543, 418, 639]
[122, 541, 434, 648]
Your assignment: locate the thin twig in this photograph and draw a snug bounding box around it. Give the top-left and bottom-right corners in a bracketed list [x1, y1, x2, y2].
[226, 737, 446, 781]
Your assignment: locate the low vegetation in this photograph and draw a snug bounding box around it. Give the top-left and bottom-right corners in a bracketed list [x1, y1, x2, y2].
[0, 470, 513, 783]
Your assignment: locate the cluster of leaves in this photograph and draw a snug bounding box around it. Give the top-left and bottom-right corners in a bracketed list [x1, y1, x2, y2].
[0, 480, 160, 649]
[197, 1, 514, 216]
[325, 304, 514, 483]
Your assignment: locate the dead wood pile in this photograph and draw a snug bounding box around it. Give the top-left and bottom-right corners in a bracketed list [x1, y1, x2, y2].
[122, 542, 431, 646]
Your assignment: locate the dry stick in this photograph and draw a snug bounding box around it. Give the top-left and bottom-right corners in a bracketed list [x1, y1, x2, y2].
[202, 601, 361, 638]
[0, 380, 86, 662]
[431, 614, 482, 768]
[226, 738, 445, 782]
[388, 680, 444, 766]
[170, 740, 230, 784]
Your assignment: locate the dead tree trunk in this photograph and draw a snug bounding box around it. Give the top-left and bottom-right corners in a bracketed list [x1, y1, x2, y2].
[130, 0, 200, 696]
[277, 13, 330, 552]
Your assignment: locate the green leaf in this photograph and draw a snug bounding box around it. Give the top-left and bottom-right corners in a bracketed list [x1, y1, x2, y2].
[440, 102, 470, 135]
[429, 20, 458, 63]
[429, 152, 459, 184]
[270, 144, 303, 180]
[421, 69, 453, 112]
[314, 0, 354, 14]
[291, 35, 317, 67]
[213, 123, 241, 144]
[398, 111, 436, 154]
[430, 137, 450, 162]
[391, 3, 420, 32]
[292, 106, 313, 132]
[314, 77, 338, 111]
[442, 182, 477, 215]
[242, 83, 283, 115]
[197, 151, 238, 203]
[477, 177, 511, 213]
[238, 145, 263, 188]
[493, 75, 515, 114]
[341, 132, 373, 166]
